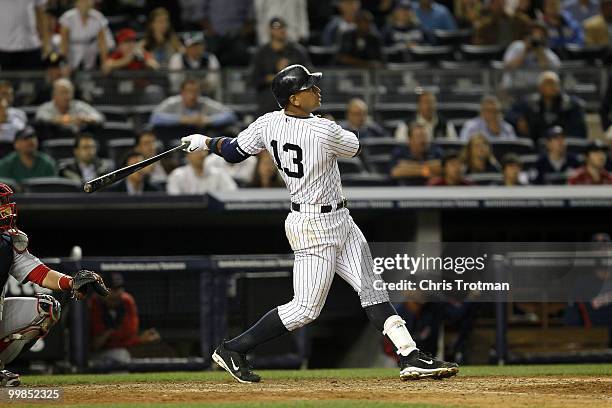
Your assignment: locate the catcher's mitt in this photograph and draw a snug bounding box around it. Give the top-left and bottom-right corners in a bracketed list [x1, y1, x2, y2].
[71, 270, 110, 299]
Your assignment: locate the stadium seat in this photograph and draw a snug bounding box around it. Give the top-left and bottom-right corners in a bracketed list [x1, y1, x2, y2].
[95, 105, 132, 122]
[41, 138, 76, 160]
[519, 154, 539, 171]
[564, 44, 608, 63]
[489, 138, 535, 157]
[465, 172, 503, 185]
[432, 139, 466, 153]
[359, 137, 403, 156]
[433, 29, 473, 46]
[436, 102, 480, 120]
[93, 122, 137, 141]
[21, 177, 82, 193]
[308, 45, 339, 66]
[341, 173, 394, 186]
[460, 44, 505, 62]
[363, 153, 393, 174]
[337, 157, 367, 175]
[407, 45, 455, 64]
[106, 137, 136, 164]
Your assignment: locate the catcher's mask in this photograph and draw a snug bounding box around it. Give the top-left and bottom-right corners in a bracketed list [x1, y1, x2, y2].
[0, 183, 16, 233]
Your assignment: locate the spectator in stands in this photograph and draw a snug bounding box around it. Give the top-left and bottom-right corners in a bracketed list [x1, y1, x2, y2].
[35, 78, 104, 136]
[249, 151, 285, 188]
[140, 7, 182, 68]
[461, 133, 501, 174]
[390, 122, 442, 185]
[472, 0, 532, 46]
[251, 17, 312, 116]
[322, 0, 361, 46]
[602, 73, 612, 135]
[107, 150, 160, 194]
[460, 96, 517, 141]
[568, 140, 612, 184]
[338, 98, 387, 139]
[202, 0, 255, 66]
[59, 133, 111, 184]
[89, 272, 161, 365]
[254, 0, 309, 45]
[168, 32, 221, 94]
[584, 0, 612, 46]
[0, 126, 56, 183]
[506, 71, 587, 140]
[336, 10, 385, 67]
[59, 0, 113, 71]
[428, 150, 472, 185]
[563, 0, 600, 23]
[150, 78, 237, 133]
[103, 28, 159, 74]
[503, 21, 561, 71]
[500, 153, 528, 185]
[0, 0, 50, 70]
[455, 0, 482, 28]
[134, 131, 177, 185]
[541, 0, 585, 48]
[32, 52, 72, 105]
[395, 90, 457, 142]
[0, 82, 27, 152]
[167, 150, 237, 194]
[362, 0, 395, 28]
[381, 0, 427, 48]
[412, 0, 458, 35]
[205, 153, 258, 187]
[532, 126, 581, 184]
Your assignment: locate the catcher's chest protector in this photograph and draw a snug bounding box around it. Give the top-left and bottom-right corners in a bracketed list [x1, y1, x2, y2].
[0, 234, 13, 291]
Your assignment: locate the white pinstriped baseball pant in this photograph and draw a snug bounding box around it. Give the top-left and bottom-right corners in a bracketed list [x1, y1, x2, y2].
[278, 208, 389, 331]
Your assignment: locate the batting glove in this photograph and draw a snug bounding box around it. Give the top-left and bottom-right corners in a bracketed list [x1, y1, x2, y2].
[181, 134, 210, 152]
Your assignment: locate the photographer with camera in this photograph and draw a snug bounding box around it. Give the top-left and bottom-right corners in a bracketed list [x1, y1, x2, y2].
[503, 21, 561, 71]
[103, 28, 159, 75]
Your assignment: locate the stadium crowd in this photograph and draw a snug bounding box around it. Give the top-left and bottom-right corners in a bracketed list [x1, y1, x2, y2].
[0, 0, 611, 193]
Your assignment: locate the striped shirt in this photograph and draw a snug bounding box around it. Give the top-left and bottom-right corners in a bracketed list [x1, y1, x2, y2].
[0, 0, 47, 51]
[236, 110, 360, 205]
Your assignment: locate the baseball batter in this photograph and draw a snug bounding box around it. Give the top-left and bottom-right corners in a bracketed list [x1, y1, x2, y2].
[0, 183, 109, 386]
[181, 65, 459, 383]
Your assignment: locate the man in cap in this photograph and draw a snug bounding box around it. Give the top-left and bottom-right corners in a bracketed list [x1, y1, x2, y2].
[168, 32, 221, 93]
[103, 28, 159, 74]
[533, 126, 581, 184]
[0, 127, 56, 183]
[89, 272, 160, 365]
[568, 140, 612, 184]
[251, 17, 312, 116]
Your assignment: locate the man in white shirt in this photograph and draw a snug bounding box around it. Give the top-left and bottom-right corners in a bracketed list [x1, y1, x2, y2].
[0, 82, 27, 149]
[166, 150, 237, 195]
[460, 96, 517, 141]
[0, 0, 50, 70]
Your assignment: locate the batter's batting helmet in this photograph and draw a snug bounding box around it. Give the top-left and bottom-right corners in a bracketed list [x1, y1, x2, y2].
[271, 64, 322, 108]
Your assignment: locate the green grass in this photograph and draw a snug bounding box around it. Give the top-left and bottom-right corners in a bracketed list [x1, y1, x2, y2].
[21, 364, 612, 386]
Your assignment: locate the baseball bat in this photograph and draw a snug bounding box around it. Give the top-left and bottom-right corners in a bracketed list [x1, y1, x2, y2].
[83, 142, 189, 193]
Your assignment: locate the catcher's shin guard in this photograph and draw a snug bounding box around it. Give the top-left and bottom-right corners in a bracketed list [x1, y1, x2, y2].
[0, 295, 61, 367]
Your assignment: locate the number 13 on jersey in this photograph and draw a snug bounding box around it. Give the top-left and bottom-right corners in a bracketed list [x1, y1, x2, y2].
[271, 140, 304, 179]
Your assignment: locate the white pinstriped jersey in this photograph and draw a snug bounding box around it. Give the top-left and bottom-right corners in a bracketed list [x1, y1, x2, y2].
[235, 110, 360, 205]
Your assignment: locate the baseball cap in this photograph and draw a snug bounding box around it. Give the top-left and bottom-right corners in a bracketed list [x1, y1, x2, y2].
[585, 139, 608, 154]
[43, 52, 66, 68]
[116, 28, 137, 44]
[106, 272, 125, 289]
[269, 17, 287, 29]
[546, 126, 564, 139]
[182, 31, 205, 47]
[501, 153, 522, 167]
[396, 0, 413, 9]
[15, 126, 36, 140]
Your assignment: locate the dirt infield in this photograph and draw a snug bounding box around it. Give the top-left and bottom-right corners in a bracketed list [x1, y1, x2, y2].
[57, 375, 612, 407]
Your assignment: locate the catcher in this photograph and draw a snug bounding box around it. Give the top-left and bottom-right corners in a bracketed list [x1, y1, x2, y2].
[0, 183, 109, 386]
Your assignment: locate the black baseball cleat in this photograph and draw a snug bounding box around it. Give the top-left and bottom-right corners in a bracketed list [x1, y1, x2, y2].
[212, 343, 261, 384]
[399, 350, 459, 380]
[0, 369, 20, 387]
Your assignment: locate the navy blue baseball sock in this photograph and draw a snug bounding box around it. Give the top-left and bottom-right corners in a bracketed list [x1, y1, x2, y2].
[224, 308, 289, 354]
[364, 301, 398, 331]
